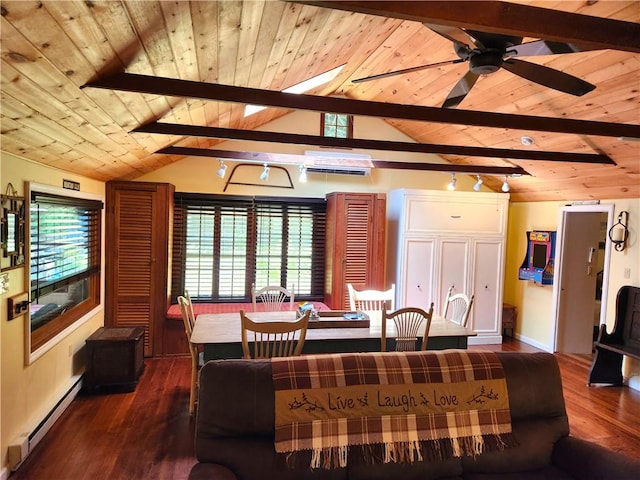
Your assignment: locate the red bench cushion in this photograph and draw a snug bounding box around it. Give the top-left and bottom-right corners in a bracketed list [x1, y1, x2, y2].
[166, 301, 330, 320]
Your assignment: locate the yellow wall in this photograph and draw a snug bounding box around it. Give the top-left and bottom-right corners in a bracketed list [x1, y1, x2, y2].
[505, 199, 639, 382]
[136, 111, 484, 194]
[2, 109, 638, 474]
[1, 153, 105, 474]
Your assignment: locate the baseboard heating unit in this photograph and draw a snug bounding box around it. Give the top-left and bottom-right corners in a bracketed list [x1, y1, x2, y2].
[8, 376, 82, 472]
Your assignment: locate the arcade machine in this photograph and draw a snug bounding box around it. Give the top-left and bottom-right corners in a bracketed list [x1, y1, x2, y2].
[518, 230, 556, 285]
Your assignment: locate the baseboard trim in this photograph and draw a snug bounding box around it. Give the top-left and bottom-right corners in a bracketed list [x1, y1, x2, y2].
[514, 332, 553, 352]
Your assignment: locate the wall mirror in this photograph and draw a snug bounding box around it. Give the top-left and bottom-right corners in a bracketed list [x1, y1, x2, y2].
[1, 189, 26, 271]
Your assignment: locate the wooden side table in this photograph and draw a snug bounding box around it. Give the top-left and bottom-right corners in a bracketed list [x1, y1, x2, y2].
[502, 303, 517, 338]
[84, 327, 145, 392]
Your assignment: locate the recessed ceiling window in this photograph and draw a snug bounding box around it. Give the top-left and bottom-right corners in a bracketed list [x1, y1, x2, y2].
[321, 112, 353, 139]
[244, 64, 345, 117]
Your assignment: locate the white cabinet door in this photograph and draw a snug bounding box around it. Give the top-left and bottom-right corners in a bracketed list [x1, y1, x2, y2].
[469, 239, 504, 342]
[401, 238, 436, 310]
[437, 238, 471, 314]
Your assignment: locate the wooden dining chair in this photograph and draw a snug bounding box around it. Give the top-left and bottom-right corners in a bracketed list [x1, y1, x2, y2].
[240, 310, 310, 359]
[347, 283, 395, 311]
[381, 304, 434, 352]
[178, 295, 203, 415]
[251, 284, 295, 312]
[442, 287, 474, 328]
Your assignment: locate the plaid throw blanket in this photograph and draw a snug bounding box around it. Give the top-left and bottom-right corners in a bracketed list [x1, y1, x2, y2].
[272, 350, 514, 469]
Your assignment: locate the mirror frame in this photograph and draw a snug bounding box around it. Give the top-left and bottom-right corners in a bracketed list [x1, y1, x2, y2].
[1, 194, 26, 271]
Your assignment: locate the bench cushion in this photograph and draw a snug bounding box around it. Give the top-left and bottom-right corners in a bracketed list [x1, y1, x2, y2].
[166, 301, 330, 320]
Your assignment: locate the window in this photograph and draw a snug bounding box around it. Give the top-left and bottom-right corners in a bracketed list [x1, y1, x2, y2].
[172, 194, 326, 302]
[321, 112, 353, 138]
[29, 186, 103, 353]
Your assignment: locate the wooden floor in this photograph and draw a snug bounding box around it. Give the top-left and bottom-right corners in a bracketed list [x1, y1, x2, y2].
[11, 338, 640, 480]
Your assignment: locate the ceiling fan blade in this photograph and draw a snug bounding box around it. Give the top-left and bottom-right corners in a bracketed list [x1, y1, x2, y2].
[502, 58, 596, 96]
[423, 23, 482, 49]
[508, 40, 600, 57]
[442, 70, 480, 108]
[352, 59, 463, 84]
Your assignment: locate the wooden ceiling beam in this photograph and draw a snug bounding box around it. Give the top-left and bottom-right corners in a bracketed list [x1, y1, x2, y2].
[158, 145, 530, 176]
[85, 73, 640, 139]
[290, 1, 640, 53]
[138, 122, 615, 164]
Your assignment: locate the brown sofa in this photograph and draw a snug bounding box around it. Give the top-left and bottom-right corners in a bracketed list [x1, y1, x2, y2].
[189, 351, 639, 479]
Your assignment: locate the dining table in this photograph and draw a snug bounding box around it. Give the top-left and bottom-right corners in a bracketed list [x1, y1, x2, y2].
[190, 310, 476, 361]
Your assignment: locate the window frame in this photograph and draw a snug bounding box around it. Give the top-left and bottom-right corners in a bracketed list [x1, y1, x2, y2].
[320, 112, 354, 139]
[26, 182, 104, 364]
[172, 193, 326, 303]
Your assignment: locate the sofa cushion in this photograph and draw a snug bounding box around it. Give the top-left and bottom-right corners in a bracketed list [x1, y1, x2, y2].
[463, 465, 574, 480]
[461, 352, 569, 474]
[194, 351, 570, 480]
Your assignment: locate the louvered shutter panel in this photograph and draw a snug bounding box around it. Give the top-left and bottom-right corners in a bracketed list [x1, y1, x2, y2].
[325, 193, 386, 309]
[106, 182, 173, 357]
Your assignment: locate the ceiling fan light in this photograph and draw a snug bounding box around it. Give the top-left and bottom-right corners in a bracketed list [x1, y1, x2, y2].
[260, 163, 270, 181]
[447, 173, 457, 191]
[216, 160, 227, 178]
[502, 176, 510, 192]
[473, 175, 483, 191]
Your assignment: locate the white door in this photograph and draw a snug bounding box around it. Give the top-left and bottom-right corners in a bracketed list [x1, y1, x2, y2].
[470, 239, 504, 340]
[555, 211, 609, 353]
[402, 238, 436, 310]
[437, 238, 470, 314]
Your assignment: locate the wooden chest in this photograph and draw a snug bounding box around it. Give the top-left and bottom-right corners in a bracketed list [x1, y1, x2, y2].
[84, 327, 145, 392]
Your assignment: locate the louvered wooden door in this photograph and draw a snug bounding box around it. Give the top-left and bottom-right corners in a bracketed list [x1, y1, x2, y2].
[325, 193, 386, 309]
[105, 181, 174, 357]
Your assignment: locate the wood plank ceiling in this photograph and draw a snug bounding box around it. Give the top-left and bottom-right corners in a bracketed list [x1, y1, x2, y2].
[1, 1, 638, 201]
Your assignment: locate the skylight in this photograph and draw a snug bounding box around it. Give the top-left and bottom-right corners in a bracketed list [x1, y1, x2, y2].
[243, 64, 346, 117]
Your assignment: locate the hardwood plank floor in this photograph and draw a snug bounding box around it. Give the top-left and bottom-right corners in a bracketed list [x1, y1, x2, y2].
[11, 339, 640, 479]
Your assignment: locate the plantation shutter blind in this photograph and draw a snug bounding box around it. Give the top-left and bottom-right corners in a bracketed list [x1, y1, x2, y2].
[172, 194, 326, 302]
[30, 193, 102, 301]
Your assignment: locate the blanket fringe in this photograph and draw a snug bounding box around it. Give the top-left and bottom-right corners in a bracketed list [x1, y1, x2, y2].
[279, 433, 518, 470]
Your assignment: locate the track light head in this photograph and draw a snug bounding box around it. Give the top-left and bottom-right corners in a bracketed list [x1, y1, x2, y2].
[473, 175, 483, 192]
[260, 163, 270, 181]
[447, 173, 456, 191]
[502, 176, 510, 192]
[216, 159, 227, 178]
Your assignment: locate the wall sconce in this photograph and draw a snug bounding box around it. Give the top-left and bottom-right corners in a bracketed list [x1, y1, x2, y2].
[608, 210, 629, 252]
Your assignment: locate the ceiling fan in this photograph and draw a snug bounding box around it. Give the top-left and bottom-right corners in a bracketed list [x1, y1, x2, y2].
[352, 24, 597, 108]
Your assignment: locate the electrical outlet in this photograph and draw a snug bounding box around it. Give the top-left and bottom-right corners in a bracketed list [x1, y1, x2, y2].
[624, 267, 631, 279]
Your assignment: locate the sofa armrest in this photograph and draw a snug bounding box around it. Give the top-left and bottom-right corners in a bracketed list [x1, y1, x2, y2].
[552, 435, 640, 479]
[188, 462, 238, 480]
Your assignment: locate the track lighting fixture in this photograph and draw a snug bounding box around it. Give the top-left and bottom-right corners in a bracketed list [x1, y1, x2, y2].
[216, 159, 227, 178]
[447, 173, 457, 191]
[473, 175, 483, 192]
[298, 164, 307, 183]
[260, 163, 270, 181]
[502, 176, 510, 192]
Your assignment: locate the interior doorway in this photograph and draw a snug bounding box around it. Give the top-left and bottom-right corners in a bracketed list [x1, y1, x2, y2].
[552, 204, 614, 354]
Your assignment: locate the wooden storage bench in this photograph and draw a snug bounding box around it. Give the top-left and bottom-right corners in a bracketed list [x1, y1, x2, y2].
[588, 286, 640, 386]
